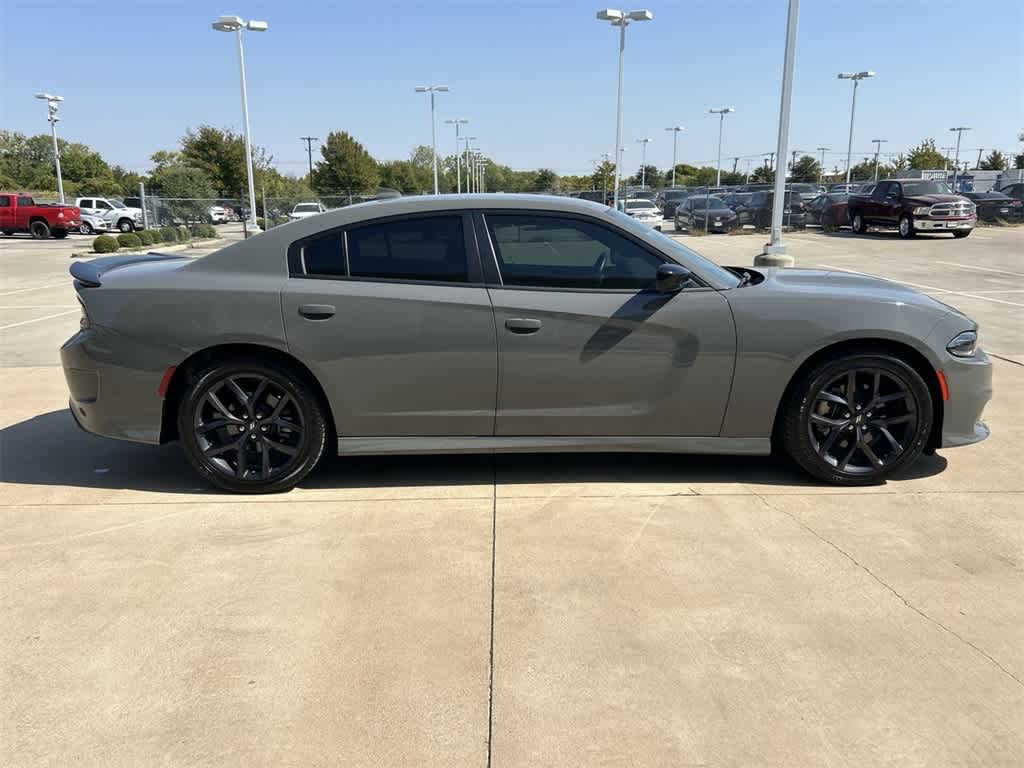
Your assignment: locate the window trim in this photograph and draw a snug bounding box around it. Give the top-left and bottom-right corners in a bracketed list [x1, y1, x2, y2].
[287, 211, 483, 287]
[476, 209, 711, 293]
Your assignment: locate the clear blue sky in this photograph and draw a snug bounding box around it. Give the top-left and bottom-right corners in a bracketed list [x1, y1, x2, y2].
[2, 0, 1021, 177]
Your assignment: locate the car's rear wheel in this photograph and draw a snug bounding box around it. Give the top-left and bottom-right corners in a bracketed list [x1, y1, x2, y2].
[952, 229, 971, 238]
[2, 230, 13, 236]
[79, 221, 94, 235]
[782, 353, 933, 485]
[178, 360, 327, 493]
[851, 212, 867, 234]
[898, 215, 915, 239]
[29, 221, 50, 239]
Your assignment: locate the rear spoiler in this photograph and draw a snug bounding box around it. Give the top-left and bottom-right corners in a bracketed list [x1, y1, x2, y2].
[70, 252, 188, 287]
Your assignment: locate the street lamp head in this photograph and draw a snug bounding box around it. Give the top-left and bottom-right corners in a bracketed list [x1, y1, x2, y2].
[626, 9, 653, 20]
[246, 20, 268, 31]
[838, 71, 874, 80]
[636, 137, 651, 143]
[212, 14, 244, 31]
[950, 126, 971, 132]
[709, 107, 734, 115]
[596, 8, 624, 21]
[857, 71, 875, 78]
[665, 125, 684, 132]
[445, 118, 469, 125]
[34, 92, 63, 102]
[416, 85, 449, 93]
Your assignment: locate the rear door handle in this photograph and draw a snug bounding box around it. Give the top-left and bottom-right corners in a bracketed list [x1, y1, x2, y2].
[298, 304, 335, 320]
[505, 318, 542, 334]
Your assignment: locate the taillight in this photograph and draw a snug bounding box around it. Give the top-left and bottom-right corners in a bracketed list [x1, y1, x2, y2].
[77, 295, 90, 329]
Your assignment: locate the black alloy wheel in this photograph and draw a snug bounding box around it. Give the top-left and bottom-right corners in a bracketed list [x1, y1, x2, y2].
[178, 361, 327, 493]
[783, 354, 932, 485]
[30, 220, 50, 239]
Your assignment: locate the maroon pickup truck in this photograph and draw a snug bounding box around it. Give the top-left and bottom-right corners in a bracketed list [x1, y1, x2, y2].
[846, 179, 976, 239]
[0, 193, 82, 239]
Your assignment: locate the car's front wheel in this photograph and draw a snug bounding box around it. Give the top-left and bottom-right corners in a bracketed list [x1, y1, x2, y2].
[952, 229, 971, 239]
[178, 360, 328, 493]
[79, 221, 94, 235]
[117, 218, 135, 233]
[782, 353, 933, 485]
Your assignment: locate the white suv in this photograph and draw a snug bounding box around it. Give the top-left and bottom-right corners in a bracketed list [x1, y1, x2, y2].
[289, 202, 326, 220]
[75, 197, 145, 232]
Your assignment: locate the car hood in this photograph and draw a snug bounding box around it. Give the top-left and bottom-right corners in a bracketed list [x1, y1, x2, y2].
[904, 194, 968, 205]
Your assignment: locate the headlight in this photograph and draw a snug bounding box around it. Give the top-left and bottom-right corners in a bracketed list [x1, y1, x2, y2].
[912, 206, 931, 216]
[947, 330, 977, 358]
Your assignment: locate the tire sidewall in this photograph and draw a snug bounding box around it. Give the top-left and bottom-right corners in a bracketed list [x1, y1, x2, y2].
[80, 222, 93, 235]
[784, 353, 933, 485]
[177, 361, 327, 493]
[30, 221, 50, 239]
[118, 219, 134, 232]
[852, 213, 865, 233]
[898, 215, 914, 239]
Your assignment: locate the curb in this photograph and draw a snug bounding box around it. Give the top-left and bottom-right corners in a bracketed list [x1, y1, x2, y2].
[71, 237, 221, 259]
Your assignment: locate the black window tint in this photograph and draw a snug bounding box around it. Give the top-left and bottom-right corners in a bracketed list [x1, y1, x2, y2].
[347, 216, 467, 282]
[17, 197, 33, 206]
[0, 196, 9, 207]
[302, 230, 345, 276]
[487, 214, 662, 290]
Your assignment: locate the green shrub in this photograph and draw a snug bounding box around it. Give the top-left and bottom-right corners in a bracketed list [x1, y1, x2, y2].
[256, 217, 266, 230]
[177, 225, 191, 241]
[203, 223, 218, 238]
[137, 230, 156, 246]
[93, 235, 118, 253]
[159, 226, 178, 243]
[117, 233, 143, 250]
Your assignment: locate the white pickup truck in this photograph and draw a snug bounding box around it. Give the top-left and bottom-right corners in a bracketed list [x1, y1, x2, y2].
[74, 197, 145, 232]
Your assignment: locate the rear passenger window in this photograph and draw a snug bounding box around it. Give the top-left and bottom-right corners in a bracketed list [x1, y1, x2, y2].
[347, 216, 467, 282]
[0, 196, 9, 207]
[301, 230, 345, 276]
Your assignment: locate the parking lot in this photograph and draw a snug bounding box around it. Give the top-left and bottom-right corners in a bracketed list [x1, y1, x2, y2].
[1, 226, 1022, 765]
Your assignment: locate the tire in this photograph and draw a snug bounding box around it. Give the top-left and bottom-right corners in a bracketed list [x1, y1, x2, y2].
[851, 212, 867, 234]
[29, 220, 50, 239]
[79, 222, 94, 235]
[781, 352, 933, 486]
[117, 218, 135, 233]
[952, 230, 971, 239]
[2, 230, 13, 236]
[52, 229, 68, 239]
[177, 360, 328, 493]
[898, 215, 915, 239]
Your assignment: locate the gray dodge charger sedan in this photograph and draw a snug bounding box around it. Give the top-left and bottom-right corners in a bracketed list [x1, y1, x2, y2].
[61, 195, 992, 493]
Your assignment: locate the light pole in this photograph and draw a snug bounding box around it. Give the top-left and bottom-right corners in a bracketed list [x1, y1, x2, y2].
[445, 118, 469, 193]
[816, 146, 829, 183]
[34, 93, 65, 203]
[636, 137, 652, 188]
[756, 0, 799, 268]
[837, 70, 875, 184]
[664, 126, 684, 187]
[300, 136, 319, 187]
[596, 8, 652, 209]
[460, 136, 477, 193]
[709, 107, 735, 186]
[950, 126, 970, 192]
[415, 85, 449, 194]
[870, 138, 887, 181]
[212, 15, 267, 232]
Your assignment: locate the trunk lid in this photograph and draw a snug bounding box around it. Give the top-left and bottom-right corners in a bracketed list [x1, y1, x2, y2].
[70, 252, 190, 287]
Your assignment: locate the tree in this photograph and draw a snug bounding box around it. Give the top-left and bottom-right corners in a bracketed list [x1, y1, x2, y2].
[628, 165, 661, 188]
[1016, 153, 1024, 170]
[789, 155, 821, 183]
[907, 138, 947, 170]
[979, 150, 1008, 171]
[148, 165, 216, 224]
[312, 131, 379, 194]
[848, 157, 892, 182]
[180, 125, 272, 196]
[750, 164, 774, 183]
[379, 159, 429, 195]
[533, 168, 558, 192]
[591, 160, 615, 192]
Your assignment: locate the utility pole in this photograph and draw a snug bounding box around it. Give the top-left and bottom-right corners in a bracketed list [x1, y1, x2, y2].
[950, 126, 970, 193]
[300, 136, 319, 186]
[816, 147, 829, 183]
[871, 138, 887, 181]
[975, 147, 984, 169]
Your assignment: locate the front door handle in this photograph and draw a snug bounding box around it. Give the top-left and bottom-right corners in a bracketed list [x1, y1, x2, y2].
[505, 318, 542, 334]
[298, 304, 335, 320]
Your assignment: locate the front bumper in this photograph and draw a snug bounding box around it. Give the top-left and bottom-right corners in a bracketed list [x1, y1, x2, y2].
[913, 216, 974, 231]
[60, 326, 172, 445]
[938, 348, 992, 449]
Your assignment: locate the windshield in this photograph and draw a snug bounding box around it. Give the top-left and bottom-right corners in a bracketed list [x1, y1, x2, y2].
[606, 208, 740, 288]
[625, 201, 656, 211]
[294, 204, 320, 212]
[109, 198, 126, 208]
[690, 197, 726, 209]
[901, 181, 951, 195]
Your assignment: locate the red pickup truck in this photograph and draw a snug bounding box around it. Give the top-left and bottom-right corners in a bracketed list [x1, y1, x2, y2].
[0, 193, 82, 239]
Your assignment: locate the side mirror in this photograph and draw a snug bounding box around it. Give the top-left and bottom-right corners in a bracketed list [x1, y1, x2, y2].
[655, 263, 692, 294]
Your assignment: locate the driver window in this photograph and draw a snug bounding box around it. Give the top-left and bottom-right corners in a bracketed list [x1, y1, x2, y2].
[96, 200, 111, 210]
[485, 213, 662, 290]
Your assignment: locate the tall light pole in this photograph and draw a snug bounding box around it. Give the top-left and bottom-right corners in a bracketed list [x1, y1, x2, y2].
[950, 126, 970, 192]
[34, 93, 65, 203]
[415, 85, 449, 194]
[460, 136, 477, 193]
[636, 137, 652, 187]
[300, 136, 318, 186]
[709, 107, 735, 186]
[816, 146, 829, 183]
[756, 0, 799, 268]
[837, 70, 875, 184]
[445, 119, 469, 193]
[664, 126, 684, 187]
[870, 138, 887, 181]
[596, 8, 653, 209]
